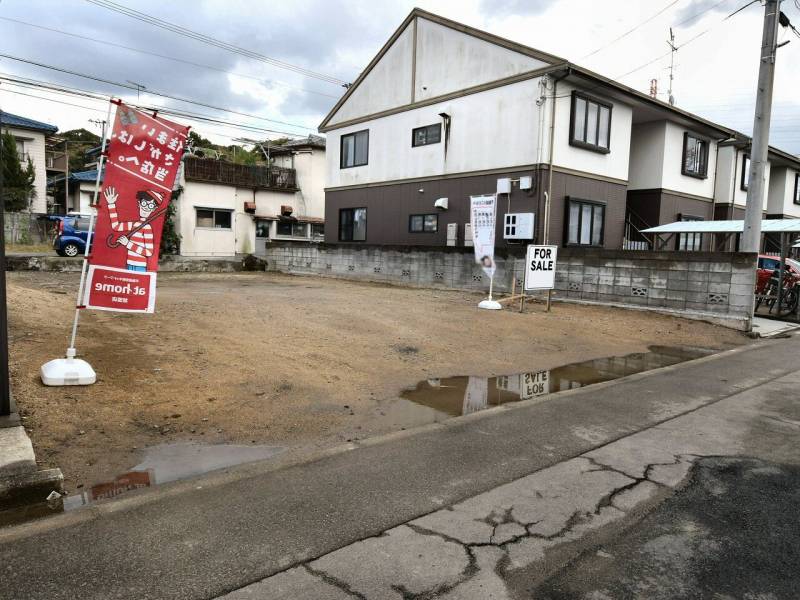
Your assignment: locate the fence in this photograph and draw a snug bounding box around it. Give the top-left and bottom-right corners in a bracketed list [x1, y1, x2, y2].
[184, 157, 296, 190]
[3, 212, 49, 245]
[262, 243, 756, 331]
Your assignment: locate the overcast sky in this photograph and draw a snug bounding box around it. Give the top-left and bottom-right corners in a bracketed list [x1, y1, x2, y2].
[0, 0, 798, 153]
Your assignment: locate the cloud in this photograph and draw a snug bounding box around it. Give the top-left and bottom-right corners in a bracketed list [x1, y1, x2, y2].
[673, 0, 735, 27]
[478, 0, 556, 17]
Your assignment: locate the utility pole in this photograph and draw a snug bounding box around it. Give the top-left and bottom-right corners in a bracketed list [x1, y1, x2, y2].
[0, 106, 11, 418]
[742, 0, 782, 253]
[667, 28, 676, 106]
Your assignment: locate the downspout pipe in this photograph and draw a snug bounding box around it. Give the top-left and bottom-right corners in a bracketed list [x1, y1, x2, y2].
[544, 69, 570, 245]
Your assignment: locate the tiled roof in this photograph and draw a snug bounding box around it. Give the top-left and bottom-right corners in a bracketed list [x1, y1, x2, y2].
[0, 111, 58, 134]
[271, 134, 326, 153]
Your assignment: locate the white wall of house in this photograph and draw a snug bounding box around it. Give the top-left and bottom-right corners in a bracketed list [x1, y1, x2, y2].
[767, 167, 800, 217]
[327, 77, 545, 187]
[660, 121, 717, 199]
[6, 126, 48, 214]
[548, 81, 633, 183]
[713, 145, 770, 211]
[627, 121, 666, 190]
[286, 149, 326, 218]
[414, 18, 548, 101]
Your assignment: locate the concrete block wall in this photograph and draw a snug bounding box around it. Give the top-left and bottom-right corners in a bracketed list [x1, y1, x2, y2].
[264, 243, 757, 330]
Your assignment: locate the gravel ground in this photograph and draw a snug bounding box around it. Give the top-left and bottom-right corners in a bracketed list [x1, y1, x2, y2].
[7, 271, 747, 493]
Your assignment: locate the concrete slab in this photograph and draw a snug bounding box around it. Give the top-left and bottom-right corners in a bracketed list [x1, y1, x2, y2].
[0, 426, 36, 477]
[218, 567, 353, 600]
[751, 316, 800, 338]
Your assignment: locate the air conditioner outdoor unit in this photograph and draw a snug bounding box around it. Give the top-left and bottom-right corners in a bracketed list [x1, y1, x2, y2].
[503, 213, 535, 240]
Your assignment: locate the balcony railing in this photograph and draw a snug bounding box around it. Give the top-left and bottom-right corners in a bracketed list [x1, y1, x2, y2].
[183, 156, 297, 190]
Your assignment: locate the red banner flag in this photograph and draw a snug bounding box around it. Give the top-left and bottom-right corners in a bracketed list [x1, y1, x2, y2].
[84, 102, 189, 313]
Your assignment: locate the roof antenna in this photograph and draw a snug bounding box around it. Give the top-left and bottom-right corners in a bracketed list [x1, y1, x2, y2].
[667, 28, 677, 105]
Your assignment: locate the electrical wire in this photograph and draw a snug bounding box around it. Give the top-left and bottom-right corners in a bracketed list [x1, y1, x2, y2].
[581, 0, 681, 59]
[84, 0, 348, 86]
[0, 16, 340, 100]
[0, 53, 316, 132]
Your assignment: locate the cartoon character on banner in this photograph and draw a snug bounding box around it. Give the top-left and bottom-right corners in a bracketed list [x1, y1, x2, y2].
[103, 186, 166, 272]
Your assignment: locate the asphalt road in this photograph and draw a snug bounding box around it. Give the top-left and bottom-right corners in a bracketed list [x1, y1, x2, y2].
[1, 336, 799, 600]
[534, 456, 800, 599]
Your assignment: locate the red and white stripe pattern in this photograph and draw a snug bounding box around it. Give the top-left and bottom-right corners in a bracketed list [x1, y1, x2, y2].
[108, 204, 154, 269]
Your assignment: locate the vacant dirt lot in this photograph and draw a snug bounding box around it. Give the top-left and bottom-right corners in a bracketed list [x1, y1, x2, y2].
[8, 271, 747, 492]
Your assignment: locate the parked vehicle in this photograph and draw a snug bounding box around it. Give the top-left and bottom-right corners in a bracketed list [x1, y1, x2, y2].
[52, 214, 92, 257]
[755, 254, 800, 316]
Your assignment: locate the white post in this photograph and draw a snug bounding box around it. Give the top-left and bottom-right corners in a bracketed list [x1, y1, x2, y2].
[40, 100, 113, 385]
[488, 274, 494, 301]
[67, 101, 112, 354]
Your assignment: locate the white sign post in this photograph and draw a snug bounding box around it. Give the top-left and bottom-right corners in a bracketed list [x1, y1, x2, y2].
[470, 194, 501, 310]
[523, 245, 557, 312]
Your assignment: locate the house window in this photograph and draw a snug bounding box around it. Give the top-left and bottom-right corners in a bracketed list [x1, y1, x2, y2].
[255, 220, 271, 238]
[681, 133, 709, 179]
[196, 208, 232, 229]
[570, 92, 611, 153]
[565, 198, 604, 246]
[340, 130, 369, 168]
[412, 124, 441, 147]
[277, 221, 308, 237]
[311, 223, 324, 239]
[339, 208, 367, 241]
[409, 214, 438, 233]
[677, 215, 703, 252]
[741, 154, 751, 191]
[794, 173, 800, 206]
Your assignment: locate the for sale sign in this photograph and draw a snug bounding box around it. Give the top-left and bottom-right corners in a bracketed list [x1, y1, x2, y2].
[524, 245, 558, 291]
[520, 371, 550, 399]
[84, 101, 189, 313]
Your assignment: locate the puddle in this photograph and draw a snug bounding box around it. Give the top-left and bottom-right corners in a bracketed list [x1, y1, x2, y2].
[400, 346, 711, 418]
[64, 442, 284, 511]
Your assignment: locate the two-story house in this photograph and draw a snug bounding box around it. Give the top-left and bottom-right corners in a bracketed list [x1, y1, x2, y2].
[0, 111, 58, 215]
[319, 8, 799, 253]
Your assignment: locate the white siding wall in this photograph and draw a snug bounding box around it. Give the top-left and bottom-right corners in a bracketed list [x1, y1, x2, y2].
[731, 148, 769, 210]
[548, 82, 633, 182]
[7, 127, 48, 214]
[767, 167, 800, 217]
[414, 18, 548, 101]
[713, 146, 770, 211]
[660, 122, 717, 199]
[327, 23, 414, 126]
[627, 121, 666, 190]
[178, 181, 238, 256]
[327, 77, 545, 187]
[292, 148, 326, 218]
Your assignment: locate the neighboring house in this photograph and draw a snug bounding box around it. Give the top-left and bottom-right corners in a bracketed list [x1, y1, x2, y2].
[0, 111, 58, 215]
[176, 147, 325, 257]
[318, 8, 800, 252]
[65, 168, 102, 214]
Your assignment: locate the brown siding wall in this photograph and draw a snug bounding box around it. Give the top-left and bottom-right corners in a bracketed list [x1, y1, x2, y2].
[325, 168, 628, 249]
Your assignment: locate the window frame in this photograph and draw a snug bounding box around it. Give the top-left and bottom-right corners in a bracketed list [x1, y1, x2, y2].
[339, 207, 367, 242]
[411, 123, 442, 148]
[195, 207, 233, 230]
[569, 91, 612, 154]
[676, 213, 704, 252]
[681, 132, 710, 179]
[276, 220, 309, 238]
[564, 197, 606, 247]
[741, 153, 751, 191]
[794, 173, 800, 206]
[339, 129, 369, 169]
[408, 213, 439, 233]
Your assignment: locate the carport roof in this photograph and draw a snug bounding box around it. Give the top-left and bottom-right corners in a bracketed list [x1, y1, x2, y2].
[643, 220, 800, 234]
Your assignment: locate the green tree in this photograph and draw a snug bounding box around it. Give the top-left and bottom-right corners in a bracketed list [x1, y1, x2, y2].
[1, 130, 36, 212]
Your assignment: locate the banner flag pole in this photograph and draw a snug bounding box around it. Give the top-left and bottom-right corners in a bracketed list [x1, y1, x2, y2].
[41, 99, 114, 386]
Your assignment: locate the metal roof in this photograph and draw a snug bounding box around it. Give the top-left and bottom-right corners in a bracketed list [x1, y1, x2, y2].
[0, 111, 58, 134]
[70, 168, 103, 183]
[643, 219, 800, 234]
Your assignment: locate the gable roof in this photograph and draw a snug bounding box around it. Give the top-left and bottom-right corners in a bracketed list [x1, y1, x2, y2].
[318, 7, 566, 131]
[270, 134, 326, 154]
[0, 111, 58, 134]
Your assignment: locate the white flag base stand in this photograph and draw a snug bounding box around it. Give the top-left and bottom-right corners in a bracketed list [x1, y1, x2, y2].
[478, 299, 502, 310]
[40, 348, 96, 386]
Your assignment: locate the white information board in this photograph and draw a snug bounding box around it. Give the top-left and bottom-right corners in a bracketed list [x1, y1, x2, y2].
[524, 245, 557, 291]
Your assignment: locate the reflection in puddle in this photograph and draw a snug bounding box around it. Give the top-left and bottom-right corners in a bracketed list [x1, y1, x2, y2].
[400, 346, 711, 418]
[64, 442, 284, 511]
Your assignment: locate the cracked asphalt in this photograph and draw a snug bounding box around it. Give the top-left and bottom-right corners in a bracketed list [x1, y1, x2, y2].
[3, 336, 800, 599]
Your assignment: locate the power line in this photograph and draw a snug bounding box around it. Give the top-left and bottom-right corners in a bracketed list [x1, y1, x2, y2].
[84, 0, 348, 87]
[0, 75, 311, 139]
[0, 53, 316, 132]
[581, 0, 681, 59]
[0, 16, 340, 101]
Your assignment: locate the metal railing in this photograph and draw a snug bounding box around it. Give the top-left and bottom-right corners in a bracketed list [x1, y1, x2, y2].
[184, 156, 297, 190]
